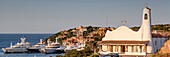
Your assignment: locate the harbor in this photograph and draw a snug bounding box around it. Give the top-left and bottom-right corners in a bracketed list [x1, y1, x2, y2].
[0, 34, 87, 57]
[0, 34, 64, 57]
[2, 37, 85, 54]
[1, 0, 170, 57]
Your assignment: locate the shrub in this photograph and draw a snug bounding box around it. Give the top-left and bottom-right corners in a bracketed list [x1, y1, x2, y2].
[64, 49, 82, 57]
[90, 54, 99, 57]
[152, 54, 156, 57]
[164, 53, 168, 57]
[56, 55, 64, 57]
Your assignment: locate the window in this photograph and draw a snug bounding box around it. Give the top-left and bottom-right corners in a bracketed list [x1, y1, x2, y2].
[144, 14, 148, 20]
[132, 46, 134, 52]
[155, 41, 157, 46]
[140, 46, 142, 52]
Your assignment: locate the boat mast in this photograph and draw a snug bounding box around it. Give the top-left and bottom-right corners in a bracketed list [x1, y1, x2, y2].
[55, 37, 58, 43]
[40, 39, 43, 44]
[47, 39, 50, 46]
[10, 41, 12, 48]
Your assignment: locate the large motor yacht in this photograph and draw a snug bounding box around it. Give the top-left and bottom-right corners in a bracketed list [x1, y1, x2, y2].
[64, 44, 77, 52]
[2, 37, 32, 53]
[27, 39, 46, 53]
[76, 39, 85, 51]
[39, 37, 62, 53]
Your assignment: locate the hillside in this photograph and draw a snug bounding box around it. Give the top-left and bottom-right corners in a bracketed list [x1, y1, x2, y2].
[131, 24, 170, 32]
[42, 26, 115, 44]
[43, 24, 170, 44]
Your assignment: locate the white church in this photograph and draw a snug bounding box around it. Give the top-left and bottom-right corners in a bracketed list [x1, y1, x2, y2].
[99, 4, 168, 55]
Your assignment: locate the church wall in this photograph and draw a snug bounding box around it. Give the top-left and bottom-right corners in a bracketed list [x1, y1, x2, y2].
[128, 46, 132, 53]
[99, 3, 168, 55]
[152, 38, 168, 52]
[102, 45, 107, 51]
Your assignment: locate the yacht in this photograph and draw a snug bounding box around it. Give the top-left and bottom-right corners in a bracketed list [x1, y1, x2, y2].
[64, 44, 77, 52]
[2, 37, 32, 53]
[56, 46, 66, 53]
[39, 38, 61, 53]
[76, 43, 85, 51]
[27, 39, 46, 53]
[76, 39, 85, 51]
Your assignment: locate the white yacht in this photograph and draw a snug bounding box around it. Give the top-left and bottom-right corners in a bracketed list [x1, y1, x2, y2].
[27, 39, 46, 53]
[64, 44, 77, 52]
[2, 37, 32, 53]
[76, 39, 85, 51]
[39, 38, 61, 53]
[76, 43, 85, 51]
[56, 46, 66, 53]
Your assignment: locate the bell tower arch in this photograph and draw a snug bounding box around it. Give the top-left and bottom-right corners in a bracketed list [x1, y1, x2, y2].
[141, 3, 155, 53]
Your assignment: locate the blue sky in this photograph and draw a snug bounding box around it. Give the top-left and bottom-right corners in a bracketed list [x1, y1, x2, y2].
[0, 0, 170, 33]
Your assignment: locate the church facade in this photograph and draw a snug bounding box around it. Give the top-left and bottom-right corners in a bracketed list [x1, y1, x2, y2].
[99, 5, 168, 55]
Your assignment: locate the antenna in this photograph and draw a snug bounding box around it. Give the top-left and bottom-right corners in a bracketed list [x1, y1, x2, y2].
[40, 39, 42, 44]
[145, 2, 148, 8]
[106, 16, 109, 27]
[121, 20, 127, 26]
[18, 38, 19, 43]
[10, 41, 12, 48]
[22, 35, 25, 38]
[56, 37, 58, 43]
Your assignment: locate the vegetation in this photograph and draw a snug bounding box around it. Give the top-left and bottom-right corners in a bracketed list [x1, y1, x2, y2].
[43, 24, 170, 44]
[86, 41, 98, 52]
[45, 24, 170, 57]
[64, 47, 93, 57]
[152, 53, 170, 57]
[43, 26, 110, 44]
[90, 54, 99, 57]
[152, 47, 170, 57]
[131, 24, 170, 32]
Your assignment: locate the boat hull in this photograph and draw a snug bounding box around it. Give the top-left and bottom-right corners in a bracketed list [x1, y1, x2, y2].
[39, 48, 57, 54]
[2, 48, 28, 53]
[27, 48, 40, 53]
[56, 48, 65, 53]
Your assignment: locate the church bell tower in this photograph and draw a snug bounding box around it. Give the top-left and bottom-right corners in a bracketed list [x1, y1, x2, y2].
[141, 3, 155, 53]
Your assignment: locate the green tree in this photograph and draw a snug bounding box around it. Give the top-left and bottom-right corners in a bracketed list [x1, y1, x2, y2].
[64, 49, 82, 57]
[57, 38, 63, 45]
[86, 41, 98, 54]
[90, 54, 99, 57]
[56, 55, 64, 57]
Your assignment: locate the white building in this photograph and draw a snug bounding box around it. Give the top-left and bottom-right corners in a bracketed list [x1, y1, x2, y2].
[99, 4, 168, 56]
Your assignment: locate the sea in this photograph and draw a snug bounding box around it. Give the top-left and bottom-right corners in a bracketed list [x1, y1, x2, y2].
[0, 34, 64, 57]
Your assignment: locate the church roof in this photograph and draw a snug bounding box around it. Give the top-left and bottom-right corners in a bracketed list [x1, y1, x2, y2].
[100, 40, 149, 45]
[102, 26, 142, 41]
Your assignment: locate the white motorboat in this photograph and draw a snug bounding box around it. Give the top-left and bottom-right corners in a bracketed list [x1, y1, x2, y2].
[64, 45, 77, 52]
[76, 39, 85, 51]
[2, 37, 32, 53]
[56, 46, 66, 53]
[39, 37, 61, 53]
[27, 39, 46, 53]
[76, 43, 85, 51]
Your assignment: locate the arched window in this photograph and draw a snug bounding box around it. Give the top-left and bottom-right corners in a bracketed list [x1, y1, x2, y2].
[155, 41, 157, 46]
[144, 14, 148, 20]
